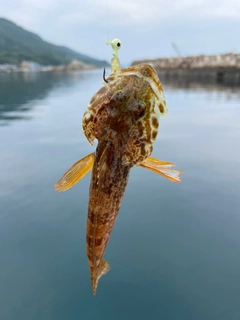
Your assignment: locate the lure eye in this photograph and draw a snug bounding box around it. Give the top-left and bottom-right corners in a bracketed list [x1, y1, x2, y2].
[117, 42, 121, 47]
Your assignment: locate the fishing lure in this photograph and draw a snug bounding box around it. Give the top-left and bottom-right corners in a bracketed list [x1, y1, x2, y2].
[106, 38, 121, 73]
[55, 39, 182, 295]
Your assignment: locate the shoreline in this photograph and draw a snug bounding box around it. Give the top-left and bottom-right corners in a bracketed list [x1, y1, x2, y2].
[0, 61, 97, 74]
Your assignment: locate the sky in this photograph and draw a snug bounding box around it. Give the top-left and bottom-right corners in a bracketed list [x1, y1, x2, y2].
[1, 0, 240, 64]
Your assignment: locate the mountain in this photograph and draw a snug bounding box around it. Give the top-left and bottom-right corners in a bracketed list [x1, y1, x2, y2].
[0, 18, 108, 67]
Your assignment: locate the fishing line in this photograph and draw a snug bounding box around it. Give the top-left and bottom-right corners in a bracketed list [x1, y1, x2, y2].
[105, 0, 109, 41]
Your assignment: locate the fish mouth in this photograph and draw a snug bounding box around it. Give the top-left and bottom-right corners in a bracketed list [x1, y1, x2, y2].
[86, 139, 130, 294]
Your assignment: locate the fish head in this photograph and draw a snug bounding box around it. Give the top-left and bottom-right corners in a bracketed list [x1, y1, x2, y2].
[82, 64, 167, 166]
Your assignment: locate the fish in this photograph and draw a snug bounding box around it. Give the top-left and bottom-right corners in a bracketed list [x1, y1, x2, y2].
[54, 63, 182, 295]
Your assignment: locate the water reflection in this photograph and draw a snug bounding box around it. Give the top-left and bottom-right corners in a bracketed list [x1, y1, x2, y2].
[161, 76, 240, 98]
[0, 71, 91, 125]
[0, 71, 239, 126]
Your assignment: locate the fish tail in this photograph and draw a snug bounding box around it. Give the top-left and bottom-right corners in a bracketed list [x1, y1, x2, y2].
[91, 259, 110, 295]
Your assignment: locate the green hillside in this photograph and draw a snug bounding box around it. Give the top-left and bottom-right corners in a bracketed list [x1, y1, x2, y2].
[0, 18, 108, 66]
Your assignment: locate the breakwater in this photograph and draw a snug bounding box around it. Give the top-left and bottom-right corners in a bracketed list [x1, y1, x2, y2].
[132, 53, 240, 85]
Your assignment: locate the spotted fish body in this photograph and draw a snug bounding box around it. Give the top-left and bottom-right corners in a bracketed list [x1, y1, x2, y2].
[82, 64, 167, 294]
[83, 65, 167, 163]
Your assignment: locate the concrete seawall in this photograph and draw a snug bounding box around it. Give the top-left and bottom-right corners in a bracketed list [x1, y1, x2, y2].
[132, 53, 240, 85]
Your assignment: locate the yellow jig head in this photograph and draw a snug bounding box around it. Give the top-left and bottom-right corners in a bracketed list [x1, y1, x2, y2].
[106, 38, 122, 73]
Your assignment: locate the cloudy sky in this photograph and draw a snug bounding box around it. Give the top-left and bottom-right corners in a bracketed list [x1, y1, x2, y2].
[1, 0, 240, 64]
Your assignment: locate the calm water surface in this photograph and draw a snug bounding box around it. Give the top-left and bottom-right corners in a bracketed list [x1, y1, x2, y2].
[0, 70, 240, 320]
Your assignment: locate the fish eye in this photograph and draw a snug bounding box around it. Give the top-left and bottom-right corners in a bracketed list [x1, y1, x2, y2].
[139, 109, 145, 117]
[117, 42, 121, 47]
[131, 103, 146, 121]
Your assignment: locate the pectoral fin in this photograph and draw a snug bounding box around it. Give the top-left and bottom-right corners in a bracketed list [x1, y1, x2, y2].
[54, 153, 94, 192]
[138, 157, 183, 182]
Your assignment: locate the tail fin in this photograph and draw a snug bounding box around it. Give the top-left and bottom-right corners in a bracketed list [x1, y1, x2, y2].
[91, 259, 110, 295]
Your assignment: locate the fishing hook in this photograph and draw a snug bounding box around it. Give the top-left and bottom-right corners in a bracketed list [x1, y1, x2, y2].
[103, 68, 108, 83]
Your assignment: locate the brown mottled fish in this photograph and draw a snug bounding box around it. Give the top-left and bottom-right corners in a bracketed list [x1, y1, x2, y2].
[54, 40, 182, 295]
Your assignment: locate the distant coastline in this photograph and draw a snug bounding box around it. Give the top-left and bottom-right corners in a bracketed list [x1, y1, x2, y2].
[0, 17, 108, 69]
[132, 53, 240, 85]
